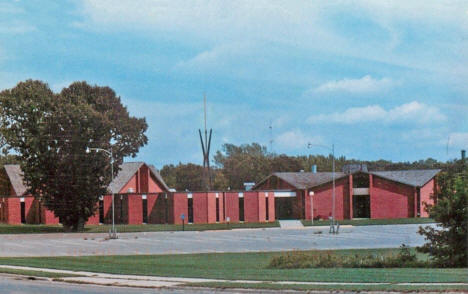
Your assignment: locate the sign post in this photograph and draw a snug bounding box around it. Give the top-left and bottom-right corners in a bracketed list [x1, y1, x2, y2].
[181, 213, 185, 231]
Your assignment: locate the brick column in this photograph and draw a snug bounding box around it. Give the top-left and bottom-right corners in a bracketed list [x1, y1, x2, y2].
[127, 194, 143, 224]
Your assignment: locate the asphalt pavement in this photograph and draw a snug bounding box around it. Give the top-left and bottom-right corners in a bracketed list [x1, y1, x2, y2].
[0, 224, 435, 257]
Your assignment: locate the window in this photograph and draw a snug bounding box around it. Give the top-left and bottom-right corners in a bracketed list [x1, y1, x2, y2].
[142, 198, 148, 223]
[20, 202, 25, 224]
[99, 200, 104, 223]
[216, 197, 220, 222]
[188, 198, 193, 223]
[265, 196, 269, 221]
[239, 197, 244, 222]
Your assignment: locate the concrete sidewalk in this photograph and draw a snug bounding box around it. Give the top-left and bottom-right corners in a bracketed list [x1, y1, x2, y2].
[0, 265, 466, 289]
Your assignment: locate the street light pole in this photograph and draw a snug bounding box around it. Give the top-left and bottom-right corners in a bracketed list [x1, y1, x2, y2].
[307, 142, 336, 233]
[86, 146, 117, 239]
[332, 143, 335, 233]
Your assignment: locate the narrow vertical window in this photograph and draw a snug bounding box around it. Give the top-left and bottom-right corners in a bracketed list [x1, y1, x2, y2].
[216, 197, 220, 222]
[20, 201, 26, 224]
[239, 197, 244, 222]
[142, 198, 148, 223]
[99, 200, 104, 223]
[265, 196, 269, 221]
[188, 198, 193, 223]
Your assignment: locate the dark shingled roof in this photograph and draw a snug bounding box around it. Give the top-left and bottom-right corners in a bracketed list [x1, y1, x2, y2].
[264, 172, 348, 190]
[370, 169, 441, 187]
[254, 169, 441, 190]
[4, 162, 169, 196]
[4, 165, 27, 196]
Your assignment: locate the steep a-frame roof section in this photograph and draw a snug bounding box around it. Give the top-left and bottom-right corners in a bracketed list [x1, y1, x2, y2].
[370, 169, 441, 188]
[3, 164, 27, 196]
[108, 162, 170, 193]
[3, 162, 170, 196]
[148, 164, 170, 191]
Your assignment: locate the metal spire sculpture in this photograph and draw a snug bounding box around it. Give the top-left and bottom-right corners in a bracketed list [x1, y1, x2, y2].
[199, 94, 212, 190]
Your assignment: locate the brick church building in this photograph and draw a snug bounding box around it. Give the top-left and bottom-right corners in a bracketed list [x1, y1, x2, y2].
[0, 163, 439, 225]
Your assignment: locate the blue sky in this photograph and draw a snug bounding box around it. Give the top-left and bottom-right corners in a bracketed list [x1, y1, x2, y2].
[1, 0, 467, 168]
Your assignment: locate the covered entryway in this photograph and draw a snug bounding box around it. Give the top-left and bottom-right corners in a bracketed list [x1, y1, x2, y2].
[353, 195, 370, 218]
[274, 192, 297, 220]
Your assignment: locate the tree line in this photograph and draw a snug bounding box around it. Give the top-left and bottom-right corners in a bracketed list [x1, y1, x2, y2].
[161, 142, 459, 191]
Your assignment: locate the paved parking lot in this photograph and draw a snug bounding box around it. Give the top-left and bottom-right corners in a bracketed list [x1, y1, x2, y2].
[0, 224, 435, 257]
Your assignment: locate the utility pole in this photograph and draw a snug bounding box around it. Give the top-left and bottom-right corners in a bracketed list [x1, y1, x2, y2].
[199, 94, 212, 190]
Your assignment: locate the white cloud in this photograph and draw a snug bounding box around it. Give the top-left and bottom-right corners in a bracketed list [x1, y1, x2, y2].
[447, 132, 468, 149]
[307, 101, 446, 125]
[314, 75, 393, 94]
[275, 130, 323, 150]
[76, 0, 468, 82]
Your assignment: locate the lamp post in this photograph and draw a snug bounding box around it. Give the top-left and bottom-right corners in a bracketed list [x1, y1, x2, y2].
[307, 143, 336, 233]
[86, 147, 117, 239]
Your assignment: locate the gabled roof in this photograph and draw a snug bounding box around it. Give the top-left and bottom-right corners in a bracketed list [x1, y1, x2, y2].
[369, 169, 440, 188]
[254, 172, 348, 190]
[254, 169, 441, 190]
[3, 162, 170, 196]
[106, 162, 170, 193]
[4, 165, 27, 196]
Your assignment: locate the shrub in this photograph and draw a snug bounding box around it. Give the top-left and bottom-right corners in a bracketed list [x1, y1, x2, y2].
[268, 246, 426, 269]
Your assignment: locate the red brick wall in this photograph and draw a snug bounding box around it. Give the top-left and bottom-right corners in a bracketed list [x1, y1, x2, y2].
[127, 194, 143, 224]
[120, 174, 137, 194]
[193, 192, 208, 223]
[217, 192, 224, 222]
[6, 197, 21, 224]
[371, 175, 414, 219]
[310, 178, 347, 220]
[148, 176, 164, 193]
[102, 195, 113, 223]
[173, 193, 188, 225]
[267, 192, 275, 221]
[304, 190, 312, 220]
[257, 192, 266, 222]
[244, 191, 259, 222]
[42, 206, 59, 224]
[224, 192, 239, 222]
[87, 212, 100, 225]
[419, 179, 435, 217]
[206, 193, 217, 224]
[139, 165, 149, 193]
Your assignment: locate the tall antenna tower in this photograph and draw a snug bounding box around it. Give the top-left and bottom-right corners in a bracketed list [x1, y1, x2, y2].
[269, 119, 273, 153]
[199, 94, 212, 190]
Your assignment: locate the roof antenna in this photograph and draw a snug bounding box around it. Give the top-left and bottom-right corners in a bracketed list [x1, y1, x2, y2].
[199, 93, 212, 190]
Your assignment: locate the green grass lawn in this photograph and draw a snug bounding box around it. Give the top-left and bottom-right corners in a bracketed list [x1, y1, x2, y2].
[301, 217, 435, 226]
[0, 249, 466, 283]
[0, 221, 279, 234]
[185, 281, 468, 292]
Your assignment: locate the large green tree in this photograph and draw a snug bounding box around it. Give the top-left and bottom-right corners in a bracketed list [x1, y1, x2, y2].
[417, 164, 467, 267]
[0, 80, 147, 230]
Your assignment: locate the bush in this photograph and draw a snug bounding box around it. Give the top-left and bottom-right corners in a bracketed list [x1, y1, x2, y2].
[268, 245, 425, 269]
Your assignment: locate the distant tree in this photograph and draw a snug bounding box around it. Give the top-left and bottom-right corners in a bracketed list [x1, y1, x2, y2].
[214, 143, 271, 189]
[161, 163, 204, 191]
[417, 165, 467, 267]
[0, 80, 147, 231]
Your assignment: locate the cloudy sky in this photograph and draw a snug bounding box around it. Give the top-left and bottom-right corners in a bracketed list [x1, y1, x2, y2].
[1, 0, 467, 167]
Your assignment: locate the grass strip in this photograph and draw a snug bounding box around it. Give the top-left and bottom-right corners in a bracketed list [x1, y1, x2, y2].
[0, 249, 466, 283]
[184, 281, 468, 292]
[301, 217, 435, 226]
[0, 267, 81, 278]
